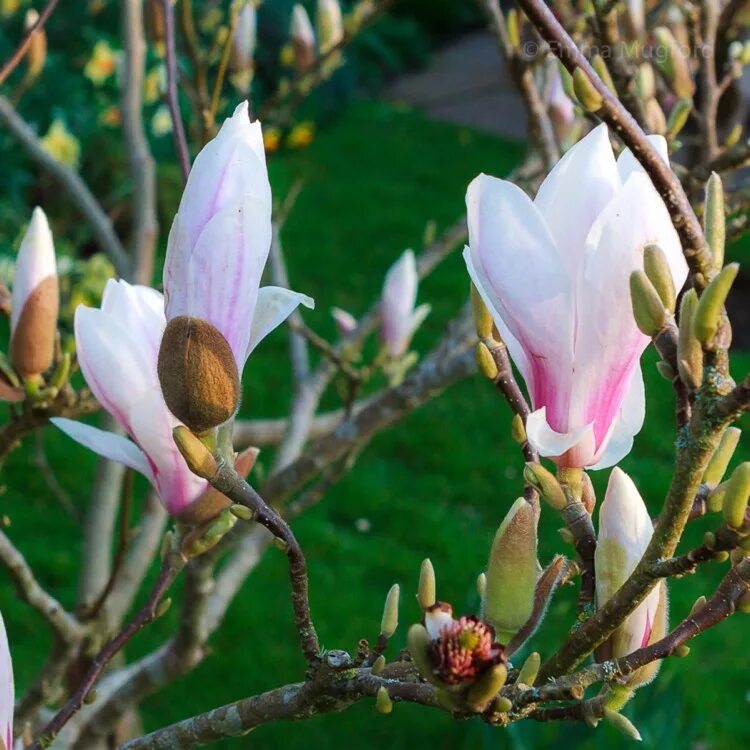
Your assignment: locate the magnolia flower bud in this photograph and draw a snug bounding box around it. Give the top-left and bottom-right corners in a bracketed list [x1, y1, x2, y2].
[643, 244, 677, 313]
[677, 289, 703, 389]
[722, 463, 750, 530]
[465, 663, 507, 711]
[604, 709, 642, 741]
[417, 558, 436, 610]
[24, 9, 47, 79]
[516, 651, 541, 687]
[375, 686, 392, 714]
[644, 98, 667, 136]
[291, 4, 316, 72]
[316, 0, 343, 55]
[523, 463, 566, 511]
[485, 498, 538, 644]
[666, 97, 692, 139]
[10, 208, 59, 379]
[380, 583, 400, 638]
[470, 283, 493, 339]
[572, 68, 603, 112]
[653, 26, 695, 98]
[694, 263, 739, 345]
[703, 427, 741, 486]
[158, 316, 241, 434]
[172, 426, 218, 480]
[595, 468, 668, 687]
[591, 55, 615, 94]
[475, 341, 498, 380]
[629, 270, 667, 336]
[231, 1, 257, 74]
[331, 307, 357, 336]
[704, 173, 726, 271]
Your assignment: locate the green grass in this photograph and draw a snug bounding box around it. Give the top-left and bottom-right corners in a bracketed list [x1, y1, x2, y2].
[2, 100, 749, 750]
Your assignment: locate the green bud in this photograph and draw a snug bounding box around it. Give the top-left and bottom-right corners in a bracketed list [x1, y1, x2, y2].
[713, 550, 730, 562]
[476, 572, 487, 600]
[643, 244, 677, 312]
[511, 414, 526, 445]
[653, 26, 695, 98]
[371, 655, 386, 675]
[375, 686, 393, 714]
[407, 623, 439, 685]
[417, 559, 436, 610]
[667, 97, 692, 139]
[476, 341, 499, 380]
[703, 427, 741, 486]
[160, 530, 175, 562]
[172, 426, 218, 480]
[689, 595, 707, 617]
[83, 689, 98, 705]
[704, 173, 726, 271]
[485, 498, 538, 644]
[229, 503, 255, 521]
[155, 597, 172, 618]
[738, 591, 750, 614]
[724, 123, 743, 148]
[471, 283, 494, 339]
[656, 361, 675, 381]
[380, 583, 400, 638]
[677, 290, 703, 389]
[558, 62, 575, 100]
[466, 663, 508, 711]
[703, 531, 716, 550]
[635, 63, 655, 100]
[523, 463, 566, 511]
[493, 695, 513, 713]
[708, 481, 728, 512]
[630, 270, 667, 336]
[573, 67, 603, 111]
[722, 462, 750, 529]
[603, 709, 642, 741]
[506, 9, 521, 50]
[592, 54, 615, 93]
[558, 527, 575, 545]
[694, 263, 739, 345]
[516, 651, 541, 687]
[674, 644, 691, 657]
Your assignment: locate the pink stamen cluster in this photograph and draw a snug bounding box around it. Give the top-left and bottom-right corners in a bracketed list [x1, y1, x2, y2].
[429, 616, 504, 685]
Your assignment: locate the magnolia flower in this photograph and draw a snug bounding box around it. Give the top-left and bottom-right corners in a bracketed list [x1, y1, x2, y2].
[0, 612, 13, 750]
[163, 101, 312, 376]
[10, 208, 58, 379]
[53, 280, 208, 517]
[290, 4, 316, 71]
[231, 1, 257, 73]
[380, 250, 430, 358]
[546, 64, 575, 143]
[595, 468, 667, 685]
[331, 307, 357, 336]
[316, 0, 344, 55]
[465, 124, 688, 469]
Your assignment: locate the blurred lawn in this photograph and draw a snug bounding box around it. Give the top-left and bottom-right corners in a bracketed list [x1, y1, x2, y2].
[2, 100, 749, 750]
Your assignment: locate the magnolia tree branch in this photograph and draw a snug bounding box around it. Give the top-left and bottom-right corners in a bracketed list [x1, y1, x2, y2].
[514, 0, 713, 284]
[0, 96, 130, 277]
[0, 0, 60, 85]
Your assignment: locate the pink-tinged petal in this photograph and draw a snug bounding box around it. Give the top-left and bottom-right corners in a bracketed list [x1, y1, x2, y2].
[163, 212, 191, 319]
[177, 105, 270, 247]
[74, 306, 154, 432]
[127, 389, 208, 515]
[101, 280, 165, 361]
[246, 286, 315, 361]
[424, 607, 454, 641]
[50, 417, 154, 482]
[533, 124, 620, 277]
[0, 611, 13, 750]
[465, 174, 575, 419]
[331, 307, 357, 336]
[525, 407, 596, 466]
[181, 195, 272, 367]
[381, 250, 418, 357]
[589, 367, 645, 470]
[616, 134, 669, 184]
[10, 207, 56, 336]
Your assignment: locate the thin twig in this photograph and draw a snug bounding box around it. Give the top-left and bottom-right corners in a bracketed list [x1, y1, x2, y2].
[0, 0, 60, 86]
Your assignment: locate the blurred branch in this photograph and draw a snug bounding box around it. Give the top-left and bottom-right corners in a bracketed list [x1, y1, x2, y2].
[121, 0, 159, 284]
[0, 96, 130, 277]
[161, 0, 191, 181]
[0, 529, 84, 643]
[0, 0, 59, 86]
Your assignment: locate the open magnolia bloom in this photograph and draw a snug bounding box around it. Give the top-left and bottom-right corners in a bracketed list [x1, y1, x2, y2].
[380, 250, 430, 358]
[53, 280, 208, 517]
[163, 100, 312, 376]
[0, 612, 13, 750]
[465, 124, 688, 468]
[595, 468, 667, 687]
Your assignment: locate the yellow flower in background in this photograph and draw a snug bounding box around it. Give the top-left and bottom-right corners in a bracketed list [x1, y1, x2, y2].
[151, 105, 172, 136]
[84, 40, 120, 85]
[286, 121, 314, 149]
[99, 105, 121, 127]
[199, 6, 223, 34]
[40, 120, 80, 168]
[279, 43, 295, 68]
[144, 66, 165, 104]
[0, 0, 22, 20]
[263, 126, 281, 153]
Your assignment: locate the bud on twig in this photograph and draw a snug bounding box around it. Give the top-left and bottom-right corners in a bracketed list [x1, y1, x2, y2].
[371, 655, 386, 674]
[316, 0, 344, 56]
[470, 283, 494, 339]
[572, 68, 603, 112]
[506, 9, 521, 51]
[653, 26, 695, 98]
[485, 498, 538, 644]
[603, 709, 642, 741]
[693, 264, 739, 345]
[158, 316, 241, 434]
[677, 290, 703, 389]
[406, 623, 439, 685]
[476, 342, 499, 380]
[689, 596, 707, 618]
[630, 270, 667, 336]
[516, 651, 540, 687]
[24, 9, 47, 79]
[172, 426, 218, 480]
[380, 584, 400, 638]
[591, 55, 615, 94]
[375, 686, 392, 714]
[417, 559, 436, 610]
[722, 463, 750, 530]
[291, 4, 316, 72]
[704, 173, 725, 271]
[666, 97, 692, 139]
[466, 663, 508, 711]
[643, 244, 677, 313]
[523, 463, 566, 511]
[703, 427, 741, 486]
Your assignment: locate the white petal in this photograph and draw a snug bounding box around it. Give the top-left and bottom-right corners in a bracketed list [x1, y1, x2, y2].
[381, 250, 418, 356]
[598, 467, 653, 553]
[616, 134, 669, 184]
[0, 611, 13, 750]
[11, 207, 56, 335]
[589, 367, 645, 471]
[163, 212, 191, 319]
[534, 124, 620, 277]
[525, 407, 595, 463]
[51, 417, 154, 481]
[245, 286, 315, 361]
